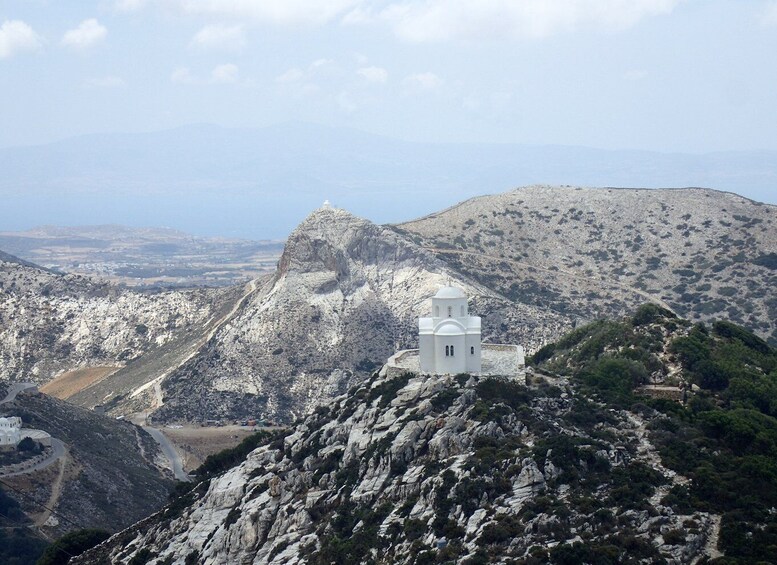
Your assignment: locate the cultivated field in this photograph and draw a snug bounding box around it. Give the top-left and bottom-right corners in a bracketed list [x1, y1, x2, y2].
[40, 366, 120, 400]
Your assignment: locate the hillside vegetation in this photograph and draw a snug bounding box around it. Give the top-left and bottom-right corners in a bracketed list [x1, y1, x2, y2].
[399, 186, 776, 344]
[533, 304, 777, 562]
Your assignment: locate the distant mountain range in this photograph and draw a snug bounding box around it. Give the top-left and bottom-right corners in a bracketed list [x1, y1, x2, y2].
[1, 122, 775, 239]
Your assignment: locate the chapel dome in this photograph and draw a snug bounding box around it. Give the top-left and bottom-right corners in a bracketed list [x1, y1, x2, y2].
[435, 320, 465, 335]
[434, 286, 466, 299]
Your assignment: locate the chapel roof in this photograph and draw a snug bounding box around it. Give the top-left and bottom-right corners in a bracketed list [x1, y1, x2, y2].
[434, 286, 466, 299]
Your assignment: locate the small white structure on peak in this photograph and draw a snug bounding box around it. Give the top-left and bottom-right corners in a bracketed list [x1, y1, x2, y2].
[322, 199, 331, 209]
[418, 286, 481, 374]
[0, 416, 22, 449]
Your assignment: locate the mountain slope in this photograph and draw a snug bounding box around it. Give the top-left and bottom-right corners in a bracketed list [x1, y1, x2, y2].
[151, 206, 571, 424]
[0, 384, 174, 538]
[398, 185, 776, 344]
[0, 250, 231, 386]
[74, 308, 777, 565]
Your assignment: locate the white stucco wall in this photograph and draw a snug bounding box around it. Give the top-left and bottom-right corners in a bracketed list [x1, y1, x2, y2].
[434, 332, 466, 374]
[418, 287, 482, 375]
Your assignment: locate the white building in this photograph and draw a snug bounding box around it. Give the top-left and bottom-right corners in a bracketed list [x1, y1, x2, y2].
[0, 416, 22, 448]
[419, 287, 482, 374]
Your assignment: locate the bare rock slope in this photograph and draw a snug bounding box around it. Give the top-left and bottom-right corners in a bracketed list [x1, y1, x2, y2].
[398, 185, 776, 343]
[152, 207, 570, 424]
[0, 250, 229, 384]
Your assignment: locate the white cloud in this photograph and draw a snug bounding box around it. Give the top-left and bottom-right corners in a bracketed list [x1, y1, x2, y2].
[211, 63, 239, 83]
[379, 0, 681, 42]
[357, 66, 388, 83]
[337, 90, 358, 112]
[84, 75, 126, 88]
[62, 19, 108, 49]
[403, 71, 442, 90]
[171, 66, 195, 84]
[309, 58, 335, 70]
[190, 24, 246, 51]
[276, 68, 304, 83]
[763, 1, 777, 26]
[341, 6, 374, 25]
[276, 59, 338, 83]
[0, 20, 43, 59]
[624, 69, 648, 81]
[176, 0, 361, 26]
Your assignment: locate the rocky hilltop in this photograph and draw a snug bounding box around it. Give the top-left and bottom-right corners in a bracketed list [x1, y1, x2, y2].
[75, 306, 777, 564]
[152, 206, 570, 424]
[0, 250, 231, 384]
[399, 186, 776, 344]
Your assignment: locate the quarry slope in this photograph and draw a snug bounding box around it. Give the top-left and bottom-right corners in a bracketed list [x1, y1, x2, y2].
[152, 206, 571, 424]
[0, 249, 234, 395]
[398, 185, 776, 344]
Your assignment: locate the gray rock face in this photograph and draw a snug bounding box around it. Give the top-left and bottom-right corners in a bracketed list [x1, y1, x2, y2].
[77, 372, 722, 565]
[152, 206, 570, 424]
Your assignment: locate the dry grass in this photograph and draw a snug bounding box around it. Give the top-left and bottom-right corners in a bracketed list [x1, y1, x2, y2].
[162, 425, 258, 472]
[40, 366, 120, 399]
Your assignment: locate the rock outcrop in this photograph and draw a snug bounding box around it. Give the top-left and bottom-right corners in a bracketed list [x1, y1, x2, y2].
[0, 251, 225, 384]
[77, 370, 722, 564]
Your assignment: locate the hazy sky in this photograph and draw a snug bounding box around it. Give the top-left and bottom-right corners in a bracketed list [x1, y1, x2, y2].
[2, 1, 777, 153]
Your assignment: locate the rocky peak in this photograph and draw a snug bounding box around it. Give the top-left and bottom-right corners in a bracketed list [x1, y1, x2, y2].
[152, 202, 574, 425]
[277, 205, 422, 280]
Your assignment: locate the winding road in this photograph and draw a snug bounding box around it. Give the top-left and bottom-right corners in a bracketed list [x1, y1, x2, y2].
[0, 382, 36, 405]
[143, 426, 190, 482]
[1, 383, 67, 478]
[0, 438, 66, 478]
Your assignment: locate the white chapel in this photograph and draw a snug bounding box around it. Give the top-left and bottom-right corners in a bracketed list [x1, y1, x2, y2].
[0, 416, 22, 448]
[418, 287, 481, 374]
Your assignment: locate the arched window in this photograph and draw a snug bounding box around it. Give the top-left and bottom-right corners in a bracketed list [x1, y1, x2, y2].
[450, 345, 455, 356]
[447, 306, 452, 317]
[460, 305, 465, 316]
[435, 306, 439, 317]
[471, 346, 475, 355]
[445, 345, 449, 356]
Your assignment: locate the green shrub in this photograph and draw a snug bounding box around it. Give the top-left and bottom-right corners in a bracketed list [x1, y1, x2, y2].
[632, 303, 675, 327]
[36, 529, 110, 565]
